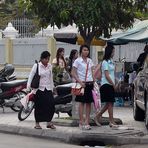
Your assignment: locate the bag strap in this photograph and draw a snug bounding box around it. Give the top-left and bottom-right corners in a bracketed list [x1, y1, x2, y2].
[85, 61, 89, 82]
[36, 62, 39, 74]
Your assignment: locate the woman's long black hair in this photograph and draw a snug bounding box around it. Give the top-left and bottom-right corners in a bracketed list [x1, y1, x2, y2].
[69, 49, 78, 71]
[69, 49, 77, 61]
[103, 44, 115, 61]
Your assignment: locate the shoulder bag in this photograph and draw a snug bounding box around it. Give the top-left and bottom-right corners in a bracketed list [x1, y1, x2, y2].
[31, 62, 40, 89]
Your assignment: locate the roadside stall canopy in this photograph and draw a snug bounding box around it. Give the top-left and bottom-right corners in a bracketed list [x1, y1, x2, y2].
[103, 20, 148, 45]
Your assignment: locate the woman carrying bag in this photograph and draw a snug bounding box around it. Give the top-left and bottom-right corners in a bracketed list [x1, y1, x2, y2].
[27, 51, 56, 129]
[71, 45, 94, 130]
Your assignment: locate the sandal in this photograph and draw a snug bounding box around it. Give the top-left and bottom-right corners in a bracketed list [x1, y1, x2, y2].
[47, 123, 56, 129]
[109, 122, 119, 128]
[79, 124, 84, 130]
[34, 125, 42, 129]
[84, 125, 91, 130]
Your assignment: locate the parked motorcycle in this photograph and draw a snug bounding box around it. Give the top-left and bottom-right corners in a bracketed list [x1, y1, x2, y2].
[0, 63, 16, 82]
[0, 79, 27, 112]
[54, 83, 72, 117]
[18, 83, 73, 121]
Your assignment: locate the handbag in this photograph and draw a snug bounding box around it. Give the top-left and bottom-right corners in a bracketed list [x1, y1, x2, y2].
[71, 62, 89, 96]
[31, 62, 40, 89]
[71, 83, 85, 96]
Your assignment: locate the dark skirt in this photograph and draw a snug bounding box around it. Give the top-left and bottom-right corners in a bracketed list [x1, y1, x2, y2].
[75, 82, 94, 103]
[34, 89, 55, 122]
[100, 84, 115, 103]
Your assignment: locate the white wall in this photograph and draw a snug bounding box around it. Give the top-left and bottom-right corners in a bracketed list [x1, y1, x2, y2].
[0, 37, 146, 78]
[114, 42, 146, 62]
[13, 38, 47, 66]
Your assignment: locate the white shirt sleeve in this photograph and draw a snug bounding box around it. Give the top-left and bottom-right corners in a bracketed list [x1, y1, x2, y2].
[73, 59, 79, 68]
[27, 63, 37, 89]
[89, 59, 94, 67]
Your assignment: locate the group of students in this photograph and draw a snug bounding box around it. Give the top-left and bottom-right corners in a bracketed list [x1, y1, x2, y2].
[27, 44, 118, 130]
[71, 44, 118, 130]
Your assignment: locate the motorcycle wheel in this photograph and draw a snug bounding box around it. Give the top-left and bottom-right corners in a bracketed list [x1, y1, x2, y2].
[11, 91, 27, 112]
[18, 101, 34, 121]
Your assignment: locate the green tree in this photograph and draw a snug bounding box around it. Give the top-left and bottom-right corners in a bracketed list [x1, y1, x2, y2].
[19, 0, 147, 47]
[0, 0, 18, 29]
[0, 0, 40, 34]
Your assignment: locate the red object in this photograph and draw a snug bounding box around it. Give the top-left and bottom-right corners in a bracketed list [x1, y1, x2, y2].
[28, 93, 35, 101]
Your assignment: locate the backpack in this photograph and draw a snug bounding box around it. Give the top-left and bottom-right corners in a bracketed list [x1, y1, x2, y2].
[94, 63, 102, 81]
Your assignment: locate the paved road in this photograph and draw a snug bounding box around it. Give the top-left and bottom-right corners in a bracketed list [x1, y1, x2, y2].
[0, 105, 146, 130]
[112, 144, 148, 148]
[0, 133, 82, 148]
[104, 106, 146, 131]
[0, 105, 147, 147]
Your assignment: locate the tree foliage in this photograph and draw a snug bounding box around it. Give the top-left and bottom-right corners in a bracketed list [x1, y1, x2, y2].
[19, 0, 147, 46]
[0, 0, 18, 29]
[0, 0, 40, 33]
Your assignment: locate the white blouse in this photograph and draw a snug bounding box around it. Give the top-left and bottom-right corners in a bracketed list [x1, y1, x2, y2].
[27, 62, 54, 91]
[73, 57, 94, 82]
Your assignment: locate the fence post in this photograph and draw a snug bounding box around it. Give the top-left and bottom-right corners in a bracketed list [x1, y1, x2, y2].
[5, 38, 13, 64]
[47, 37, 57, 63]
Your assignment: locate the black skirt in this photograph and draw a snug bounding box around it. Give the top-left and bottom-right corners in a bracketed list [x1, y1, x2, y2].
[34, 89, 55, 122]
[75, 82, 94, 103]
[100, 84, 115, 103]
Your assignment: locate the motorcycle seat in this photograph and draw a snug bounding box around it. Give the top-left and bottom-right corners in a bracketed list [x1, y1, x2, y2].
[56, 86, 71, 95]
[54, 94, 72, 105]
[0, 79, 27, 90]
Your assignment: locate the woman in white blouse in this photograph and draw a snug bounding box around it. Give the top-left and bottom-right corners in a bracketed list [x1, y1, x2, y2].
[71, 45, 94, 130]
[27, 51, 56, 129]
[52, 48, 66, 68]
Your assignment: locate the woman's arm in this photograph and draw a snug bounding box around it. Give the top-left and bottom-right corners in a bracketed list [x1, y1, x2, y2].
[104, 70, 115, 89]
[27, 64, 37, 89]
[71, 67, 85, 87]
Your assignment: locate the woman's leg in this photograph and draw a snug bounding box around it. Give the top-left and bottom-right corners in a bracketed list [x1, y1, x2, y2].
[85, 103, 91, 125]
[79, 102, 85, 125]
[96, 103, 109, 119]
[108, 102, 115, 123]
[35, 122, 40, 126]
[94, 103, 109, 126]
[34, 122, 42, 129]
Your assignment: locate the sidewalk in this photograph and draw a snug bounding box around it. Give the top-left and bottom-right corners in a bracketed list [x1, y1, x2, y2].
[0, 108, 148, 146]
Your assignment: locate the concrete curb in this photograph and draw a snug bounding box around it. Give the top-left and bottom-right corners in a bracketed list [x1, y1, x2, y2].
[0, 124, 147, 146]
[52, 116, 123, 127]
[0, 124, 73, 143]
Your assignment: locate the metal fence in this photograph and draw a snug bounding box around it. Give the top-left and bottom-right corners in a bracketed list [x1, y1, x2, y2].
[11, 18, 36, 38]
